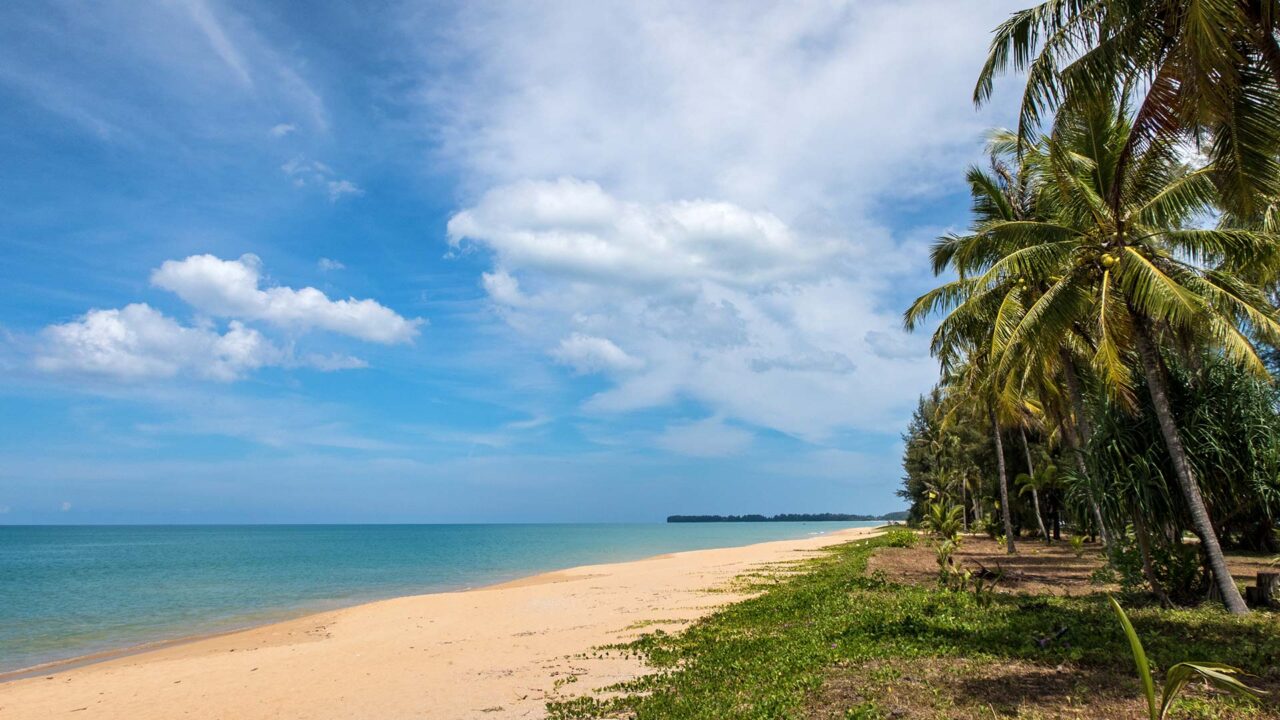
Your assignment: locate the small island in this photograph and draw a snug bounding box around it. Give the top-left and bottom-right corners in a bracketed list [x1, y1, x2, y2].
[666, 512, 907, 523]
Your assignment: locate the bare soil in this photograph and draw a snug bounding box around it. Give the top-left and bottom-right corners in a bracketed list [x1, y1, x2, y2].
[808, 534, 1280, 720]
[867, 534, 1279, 597]
[808, 655, 1272, 720]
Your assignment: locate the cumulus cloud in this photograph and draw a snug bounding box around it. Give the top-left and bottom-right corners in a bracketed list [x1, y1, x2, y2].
[420, 0, 1021, 442]
[151, 254, 421, 343]
[449, 181, 935, 440]
[38, 304, 273, 381]
[448, 178, 843, 288]
[35, 303, 365, 382]
[317, 257, 345, 272]
[36, 254, 414, 382]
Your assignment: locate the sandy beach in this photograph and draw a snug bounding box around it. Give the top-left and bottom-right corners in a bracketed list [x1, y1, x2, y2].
[0, 526, 882, 719]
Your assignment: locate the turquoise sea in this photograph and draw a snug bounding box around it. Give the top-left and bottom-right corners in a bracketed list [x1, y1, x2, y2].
[0, 522, 880, 674]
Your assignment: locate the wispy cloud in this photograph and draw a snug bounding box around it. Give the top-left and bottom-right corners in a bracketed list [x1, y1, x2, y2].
[282, 156, 363, 201]
[0, 0, 329, 144]
[177, 0, 253, 87]
[655, 417, 753, 458]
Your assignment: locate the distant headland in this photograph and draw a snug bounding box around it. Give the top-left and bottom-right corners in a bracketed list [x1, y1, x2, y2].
[665, 512, 907, 523]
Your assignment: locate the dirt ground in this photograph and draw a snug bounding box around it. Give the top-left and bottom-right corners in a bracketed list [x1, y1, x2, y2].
[809, 656, 1172, 720]
[809, 534, 1280, 720]
[867, 534, 1279, 597]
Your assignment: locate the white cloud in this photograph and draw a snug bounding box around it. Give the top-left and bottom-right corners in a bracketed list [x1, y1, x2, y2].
[38, 304, 274, 381]
[655, 417, 753, 458]
[421, 0, 1021, 442]
[421, 0, 1021, 214]
[864, 330, 928, 360]
[178, 0, 253, 87]
[35, 303, 365, 382]
[449, 182, 935, 440]
[151, 254, 422, 343]
[326, 179, 363, 201]
[317, 257, 345, 271]
[0, 0, 330, 146]
[449, 178, 842, 288]
[270, 122, 297, 138]
[60, 501, 72, 512]
[480, 270, 525, 306]
[552, 333, 643, 374]
[36, 254, 414, 382]
[281, 156, 362, 201]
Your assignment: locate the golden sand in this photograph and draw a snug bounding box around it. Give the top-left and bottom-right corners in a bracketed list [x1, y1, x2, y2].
[0, 526, 881, 719]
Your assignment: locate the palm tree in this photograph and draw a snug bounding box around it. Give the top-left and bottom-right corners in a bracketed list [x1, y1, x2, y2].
[1015, 436, 1052, 543]
[975, 0, 1280, 217]
[1016, 460, 1055, 543]
[940, 355, 1019, 555]
[927, 433, 969, 532]
[961, 98, 1280, 613]
[907, 145, 1046, 555]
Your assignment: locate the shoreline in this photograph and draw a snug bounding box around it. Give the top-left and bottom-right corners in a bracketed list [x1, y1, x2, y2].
[0, 525, 882, 719]
[1, 523, 876, 682]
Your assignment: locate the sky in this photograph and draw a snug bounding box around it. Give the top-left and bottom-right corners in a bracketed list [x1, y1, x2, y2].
[0, 0, 1027, 524]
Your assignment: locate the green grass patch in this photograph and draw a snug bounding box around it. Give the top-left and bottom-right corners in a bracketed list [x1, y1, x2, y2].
[547, 534, 1280, 719]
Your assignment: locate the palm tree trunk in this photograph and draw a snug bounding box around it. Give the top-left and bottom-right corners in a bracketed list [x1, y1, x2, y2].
[1133, 510, 1173, 608]
[960, 475, 968, 533]
[991, 409, 1016, 554]
[1059, 353, 1111, 547]
[1019, 427, 1050, 543]
[1131, 317, 1248, 614]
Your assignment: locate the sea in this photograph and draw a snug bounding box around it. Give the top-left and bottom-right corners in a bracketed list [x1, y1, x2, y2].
[0, 521, 881, 674]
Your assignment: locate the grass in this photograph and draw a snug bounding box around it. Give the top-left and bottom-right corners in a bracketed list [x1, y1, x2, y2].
[546, 531, 1280, 719]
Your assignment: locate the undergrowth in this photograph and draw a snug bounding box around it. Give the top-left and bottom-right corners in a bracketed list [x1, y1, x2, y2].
[546, 532, 1280, 720]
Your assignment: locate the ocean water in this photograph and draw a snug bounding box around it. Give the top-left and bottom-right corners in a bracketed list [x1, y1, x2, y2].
[0, 522, 880, 674]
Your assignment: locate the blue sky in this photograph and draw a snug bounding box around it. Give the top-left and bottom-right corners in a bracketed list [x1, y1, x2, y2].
[0, 0, 1024, 523]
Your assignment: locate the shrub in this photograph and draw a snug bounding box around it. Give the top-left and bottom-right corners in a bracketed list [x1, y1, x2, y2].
[1107, 539, 1207, 604]
[881, 527, 920, 548]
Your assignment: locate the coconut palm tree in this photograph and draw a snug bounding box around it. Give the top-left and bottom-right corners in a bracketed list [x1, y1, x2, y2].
[956, 97, 1280, 613]
[1016, 457, 1055, 543]
[975, 0, 1280, 217]
[938, 354, 1019, 555]
[906, 144, 1049, 554]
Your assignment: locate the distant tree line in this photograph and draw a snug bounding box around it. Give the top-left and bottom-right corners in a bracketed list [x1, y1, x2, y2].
[666, 512, 907, 523]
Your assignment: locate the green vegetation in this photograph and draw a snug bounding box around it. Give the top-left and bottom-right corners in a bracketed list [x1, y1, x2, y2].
[555, 3, 1280, 715]
[1110, 595, 1266, 720]
[547, 534, 1278, 719]
[666, 513, 906, 523]
[901, 0, 1280, 614]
